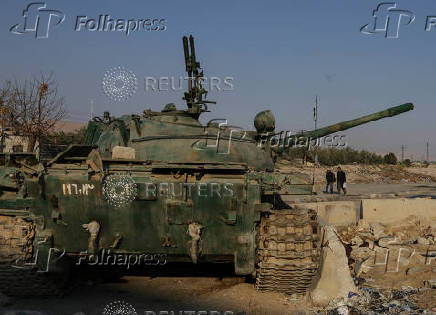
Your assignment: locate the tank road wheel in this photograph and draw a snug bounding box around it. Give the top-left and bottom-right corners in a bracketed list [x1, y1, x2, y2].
[255, 207, 322, 296]
[0, 215, 71, 296]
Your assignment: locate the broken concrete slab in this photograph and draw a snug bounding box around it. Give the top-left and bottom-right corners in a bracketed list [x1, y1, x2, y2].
[311, 226, 358, 306]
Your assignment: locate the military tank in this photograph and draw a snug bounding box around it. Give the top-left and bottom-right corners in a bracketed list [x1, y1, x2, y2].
[0, 35, 413, 297]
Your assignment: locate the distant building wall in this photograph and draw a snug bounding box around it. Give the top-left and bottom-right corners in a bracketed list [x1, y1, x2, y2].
[0, 131, 33, 153]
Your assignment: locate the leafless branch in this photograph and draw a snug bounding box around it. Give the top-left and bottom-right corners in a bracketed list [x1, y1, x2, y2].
[0, 73, 66, 151]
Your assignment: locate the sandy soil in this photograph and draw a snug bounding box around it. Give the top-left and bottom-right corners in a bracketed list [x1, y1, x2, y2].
[407, 164, 436, 178]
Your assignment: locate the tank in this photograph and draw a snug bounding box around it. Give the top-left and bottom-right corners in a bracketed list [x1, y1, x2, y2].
[0, 35, 414, 297]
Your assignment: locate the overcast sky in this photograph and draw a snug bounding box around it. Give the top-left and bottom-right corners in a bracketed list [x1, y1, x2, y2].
[0, 0, 435, 160]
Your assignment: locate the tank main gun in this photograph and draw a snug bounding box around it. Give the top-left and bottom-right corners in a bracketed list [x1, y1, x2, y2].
[182, 35, 216, 116]
[291, 102, 413, 142]
[254, 103, 414, 151]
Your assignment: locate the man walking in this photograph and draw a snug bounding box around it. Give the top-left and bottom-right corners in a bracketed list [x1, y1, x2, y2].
[325, 169, 335, 194]
[337, 167, 347, 194]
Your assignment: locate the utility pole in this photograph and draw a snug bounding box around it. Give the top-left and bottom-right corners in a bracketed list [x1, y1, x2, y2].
[0, 99, 4, 153]
[90, 99, 94, 121]
[426, 141, 430, 163]
[314, 95, 318, 131]
[313, 95, 318, 164]
[401, 145, 407, 162]
[312, 95, 318, 185]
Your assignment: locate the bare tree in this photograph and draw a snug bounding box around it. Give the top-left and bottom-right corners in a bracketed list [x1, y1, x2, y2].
[0, 73, 66, 152]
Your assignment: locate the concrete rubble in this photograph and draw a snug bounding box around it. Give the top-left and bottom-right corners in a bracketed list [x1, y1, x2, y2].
[309, 214, 435, 313]
[338, 215, 435, 290]
[312, 286, 435, 314]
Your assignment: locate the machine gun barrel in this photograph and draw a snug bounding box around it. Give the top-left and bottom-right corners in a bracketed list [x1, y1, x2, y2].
[182, 34, 215, 114]
[189, 35, 196, 70]
[287, 102, 414, 145]
[183, 36, 190, 73]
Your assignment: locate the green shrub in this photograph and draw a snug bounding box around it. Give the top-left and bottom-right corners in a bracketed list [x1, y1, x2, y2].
[383, 152, 398, 165]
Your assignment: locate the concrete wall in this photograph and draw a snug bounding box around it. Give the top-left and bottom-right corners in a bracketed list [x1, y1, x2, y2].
[362, 198, 436, 227]
[294, 201, 360, 226]
[2, 133, 30, 152]
[296, 198, 436, 227]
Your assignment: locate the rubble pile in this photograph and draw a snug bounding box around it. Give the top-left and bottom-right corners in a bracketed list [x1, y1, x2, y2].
[342, 166, 434, 184]
[338, 216, 435, 289]
[314, 286, 435, 314]
[310, 217, 435, 314]
[311, 216, 436, 313]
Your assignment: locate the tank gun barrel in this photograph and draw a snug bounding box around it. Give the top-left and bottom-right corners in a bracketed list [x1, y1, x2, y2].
[286, 102, 414, 146]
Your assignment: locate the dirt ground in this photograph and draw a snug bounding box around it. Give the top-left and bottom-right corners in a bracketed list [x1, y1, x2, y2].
[1, 265, 433, 315]
[0, 276, 308, 315]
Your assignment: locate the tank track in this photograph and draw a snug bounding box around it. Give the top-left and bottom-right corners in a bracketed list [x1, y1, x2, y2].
[256, 207, 322, 296]
[0, 215, 68, 296]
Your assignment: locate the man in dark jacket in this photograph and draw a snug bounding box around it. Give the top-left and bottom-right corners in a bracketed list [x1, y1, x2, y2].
[325, 170, 335, 194]
[337, 167, 347, 194]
